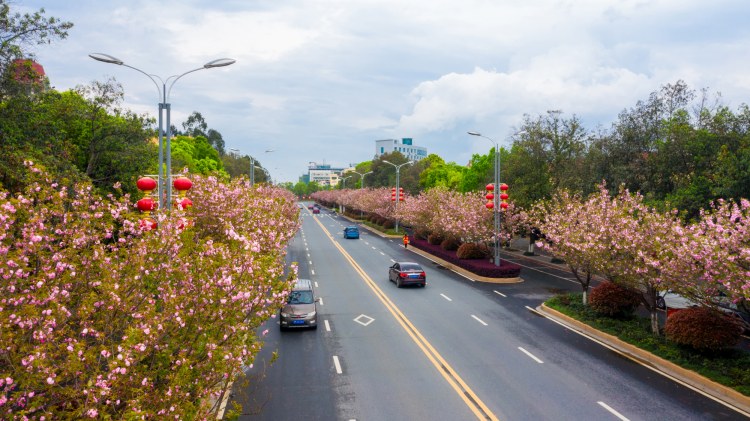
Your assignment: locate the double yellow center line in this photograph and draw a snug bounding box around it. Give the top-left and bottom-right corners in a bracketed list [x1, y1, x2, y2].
[312, 216, 499, 421]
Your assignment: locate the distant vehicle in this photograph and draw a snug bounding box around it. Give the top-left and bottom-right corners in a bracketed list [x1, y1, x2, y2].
[279, 279, 318, 330]
[343, 226, 359, 239]
[388, 262, 426, 288]
[312, 207, 320, 214]
[657, 290, 750, 333]
[307, 204, 314, 209]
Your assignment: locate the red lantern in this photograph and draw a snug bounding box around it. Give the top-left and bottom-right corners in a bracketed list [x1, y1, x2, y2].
[485, 202, 494, 209]
[500, 183, 509, 191]
[485, 193, 494, 200]
[178, 197, 193, 209]
[173, 177, 193, 192]
[137, 197, 156, 212]
[136, 177, 157, 192]
[500, 202, 509, 210]
[139, 217, 157, 230]
[500, 193, 509, 200]
[485, 183, 494, 191]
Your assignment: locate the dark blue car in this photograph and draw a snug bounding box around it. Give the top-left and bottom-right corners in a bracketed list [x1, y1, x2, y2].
[343, 226, 360, 239]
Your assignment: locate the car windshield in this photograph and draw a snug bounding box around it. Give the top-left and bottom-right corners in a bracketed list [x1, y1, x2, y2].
[400, 263, 422, 271]
[288, 290, 314, 305]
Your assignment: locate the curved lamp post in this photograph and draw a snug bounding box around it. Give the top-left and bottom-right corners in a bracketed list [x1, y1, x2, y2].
[351, 170, 373, 189]
[89, 53, 235, 210]
[382, 160, 413, 233]
[341, 176, 353, 214]
[467, 130, 524, 266]
[351, 170, 373, 218]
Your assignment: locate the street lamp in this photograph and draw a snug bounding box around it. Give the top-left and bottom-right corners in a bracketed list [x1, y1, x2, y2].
[467, 130, 523, 266]
[341, 176, 353, 214]
[251, 149, 274, 186]
[227, 148, 273, 186]
[382, 160, 414, 233]
[351, 170, 373, 188]
[89, 53, 235, 210]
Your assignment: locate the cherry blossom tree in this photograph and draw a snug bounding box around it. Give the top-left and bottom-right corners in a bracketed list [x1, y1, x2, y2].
[0, 163, 300, 419]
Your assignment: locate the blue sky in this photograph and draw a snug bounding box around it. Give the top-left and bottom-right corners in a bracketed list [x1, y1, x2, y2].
[20, 0, 750, 183]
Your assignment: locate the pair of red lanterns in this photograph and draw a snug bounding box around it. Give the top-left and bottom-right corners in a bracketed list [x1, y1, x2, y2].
[135, 176, 194, 230]
[485, 183, 509, 210]
[391, 187, 404, 202]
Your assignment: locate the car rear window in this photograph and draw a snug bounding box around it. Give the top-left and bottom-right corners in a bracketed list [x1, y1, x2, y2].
[400, 263, 422, 271]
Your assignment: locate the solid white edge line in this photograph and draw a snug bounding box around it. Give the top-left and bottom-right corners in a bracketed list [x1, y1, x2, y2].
[597, 401, 630, 421]
[518, 347, 544, 364]
[440, 293, 453, 302]
[324, 320, 331, 332]
[333, 356, 342, 374]
[536, 305, 750, 418]
[471, 315, 488, 326]
[493, 290, 506, 297]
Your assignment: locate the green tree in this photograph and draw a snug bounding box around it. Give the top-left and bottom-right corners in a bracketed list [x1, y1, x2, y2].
[418, 154, 467, 192]
[0, 1, 72, 98]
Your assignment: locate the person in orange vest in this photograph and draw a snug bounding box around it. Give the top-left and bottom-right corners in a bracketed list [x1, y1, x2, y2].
[403, 233, 409, 249]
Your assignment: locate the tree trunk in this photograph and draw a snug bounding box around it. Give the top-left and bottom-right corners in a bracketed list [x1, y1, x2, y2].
[650, 309, 660, 335]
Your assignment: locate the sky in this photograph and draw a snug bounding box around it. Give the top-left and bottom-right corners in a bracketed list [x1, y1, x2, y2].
[18, 0, 750, 183]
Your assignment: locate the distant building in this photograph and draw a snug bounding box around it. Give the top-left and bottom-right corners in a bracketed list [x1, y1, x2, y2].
[304, 162, 348, 186]
[375, 138, 427, 161]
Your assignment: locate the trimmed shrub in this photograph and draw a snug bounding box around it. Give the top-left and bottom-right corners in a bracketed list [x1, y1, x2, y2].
[456, 243, 490, 259]
[427, 233, 444, 245]
[665, 307, 744, 352]
[383, 219, 395, 229]
[411, 237, 520, 277]
[441, 237, 462, 251]
[589, 281, 641, 318]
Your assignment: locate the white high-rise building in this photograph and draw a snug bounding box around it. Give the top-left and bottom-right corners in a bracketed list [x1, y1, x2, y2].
[375, 138, 427, 161]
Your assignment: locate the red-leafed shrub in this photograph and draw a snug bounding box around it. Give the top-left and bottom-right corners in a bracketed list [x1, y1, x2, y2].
[665, 307, 744, 352]
[441, 237, 461, 251]
[456, 243, 490, 259]
[589, 281, 641, 318]
[427, 233, 444, 245]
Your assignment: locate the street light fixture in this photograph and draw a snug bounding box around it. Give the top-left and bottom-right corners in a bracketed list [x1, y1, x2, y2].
[351, 170, 373, 188]
[382, 160, 414, 233]
[89, 53, 235, 210]
[467, 130, 524, 266]
[226, 148, 273, 186]
[341, 176, 353, 214]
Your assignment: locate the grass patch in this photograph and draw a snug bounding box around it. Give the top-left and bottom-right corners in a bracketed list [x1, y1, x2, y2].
[547, 293, 750, 397]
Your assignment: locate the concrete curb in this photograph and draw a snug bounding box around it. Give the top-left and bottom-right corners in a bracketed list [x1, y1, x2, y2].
[538, 304, 750, 415]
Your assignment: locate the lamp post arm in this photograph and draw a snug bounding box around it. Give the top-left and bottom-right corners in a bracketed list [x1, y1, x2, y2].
[165, 66, 207, 102]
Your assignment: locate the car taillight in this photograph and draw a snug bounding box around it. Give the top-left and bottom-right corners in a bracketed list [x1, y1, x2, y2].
[420, 272, 426, 277]
[399, 272, 407, 278]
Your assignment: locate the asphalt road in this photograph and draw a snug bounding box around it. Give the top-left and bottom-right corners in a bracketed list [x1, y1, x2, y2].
[229, 204, 749, 421]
